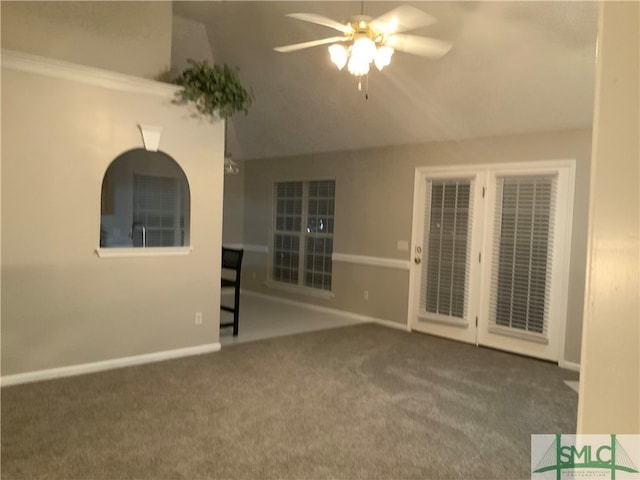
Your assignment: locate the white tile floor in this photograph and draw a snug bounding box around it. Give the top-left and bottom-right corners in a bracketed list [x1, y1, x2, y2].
[219, 291, 363, 347]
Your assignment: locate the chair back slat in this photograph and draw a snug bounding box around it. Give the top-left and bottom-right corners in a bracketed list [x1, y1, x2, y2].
[222, 248, 244, 270]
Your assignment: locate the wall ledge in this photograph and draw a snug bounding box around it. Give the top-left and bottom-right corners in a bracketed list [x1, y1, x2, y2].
[222, 243, 268, 254]
[95, 247, 192, 258]
[1, 343, 221, 387]
[1, 49, 180, 98]
[221, 244, 410, 270]
[332, 252, 411, 270]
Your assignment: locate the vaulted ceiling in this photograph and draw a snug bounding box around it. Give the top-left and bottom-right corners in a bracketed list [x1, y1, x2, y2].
[173, 1, 598, 161]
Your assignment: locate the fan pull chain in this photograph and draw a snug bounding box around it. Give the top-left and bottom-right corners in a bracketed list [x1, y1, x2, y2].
[357, 75, 370, 99]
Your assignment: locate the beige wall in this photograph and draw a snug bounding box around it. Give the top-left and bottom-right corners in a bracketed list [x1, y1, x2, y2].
[1, 1, 172, 79]
[242, 129, 592, 364]
[1, 65, 224, 376]
[222, 162, 245, 246]
[171, 14, 215, 78]
[577, 1, 640, 433]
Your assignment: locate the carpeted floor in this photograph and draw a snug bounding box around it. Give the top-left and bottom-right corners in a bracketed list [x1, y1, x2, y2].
[1, 324, 579, 479]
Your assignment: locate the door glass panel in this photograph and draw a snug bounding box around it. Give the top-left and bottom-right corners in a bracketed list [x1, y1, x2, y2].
[421, 179, 473, 319]
[490, 175, 555, 336]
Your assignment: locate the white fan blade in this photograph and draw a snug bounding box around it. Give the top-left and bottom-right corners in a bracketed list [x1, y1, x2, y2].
[370, 5, 436, 34]
[274, 36, 347, 53]
[286, 13, 354, 34]
[386, 34, 452, 58]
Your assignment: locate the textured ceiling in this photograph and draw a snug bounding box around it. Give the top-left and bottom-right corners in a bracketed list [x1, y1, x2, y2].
[173, 1, 598, 161]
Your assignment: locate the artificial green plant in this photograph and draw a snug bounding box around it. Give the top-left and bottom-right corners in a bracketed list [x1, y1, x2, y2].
[174, 59, 253, 119]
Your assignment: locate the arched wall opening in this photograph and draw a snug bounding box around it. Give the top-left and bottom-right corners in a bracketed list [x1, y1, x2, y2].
[100, 148, 191, 248]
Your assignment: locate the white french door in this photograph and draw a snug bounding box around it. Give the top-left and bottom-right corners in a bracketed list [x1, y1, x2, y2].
[409, 170, 484, 346]
[409, 161, 575, 362]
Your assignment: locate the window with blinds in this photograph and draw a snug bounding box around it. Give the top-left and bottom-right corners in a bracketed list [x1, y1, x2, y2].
[273, 180, 335, 291]
[304, 181, 334, 290]
[273, 182, 303, 284]
[421, 179, 474, 320]
[133, 174, 185, 247]
[490, 175, 556, 337]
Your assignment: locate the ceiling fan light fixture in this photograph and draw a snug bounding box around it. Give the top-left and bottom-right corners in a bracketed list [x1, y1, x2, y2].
[328, 44, 348, 70]
[347, 55, 370, 76]
[374, 45, 394, 70]
[344, 37, 377, 76]
[278, 6, 452, 86]
[352, 37, 377, 64]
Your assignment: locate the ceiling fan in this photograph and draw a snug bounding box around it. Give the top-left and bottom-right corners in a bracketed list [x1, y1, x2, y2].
[274, 5, 452, 79]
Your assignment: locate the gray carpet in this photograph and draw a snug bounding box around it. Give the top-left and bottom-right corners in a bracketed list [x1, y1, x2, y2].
[1, 324, 579, 479]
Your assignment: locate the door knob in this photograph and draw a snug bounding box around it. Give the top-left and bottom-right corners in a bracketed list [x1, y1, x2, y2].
[414, 257, 422, 264]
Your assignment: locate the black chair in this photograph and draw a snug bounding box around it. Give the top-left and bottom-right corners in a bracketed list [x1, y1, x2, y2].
[220, 247, 244, 336]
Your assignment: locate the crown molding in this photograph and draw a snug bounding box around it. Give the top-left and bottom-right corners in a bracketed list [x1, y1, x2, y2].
[1, 49, 179, 98]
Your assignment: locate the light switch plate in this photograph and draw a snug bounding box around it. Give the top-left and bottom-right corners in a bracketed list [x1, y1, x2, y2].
[397, 240, 409, 251]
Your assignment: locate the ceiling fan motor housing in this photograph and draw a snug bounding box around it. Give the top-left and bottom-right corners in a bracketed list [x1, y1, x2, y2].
[348, 15, 385, 45]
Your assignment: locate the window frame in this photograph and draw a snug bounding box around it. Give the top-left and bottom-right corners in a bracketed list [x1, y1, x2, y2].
[267, 179, 336, 298]
[132, 173, 186, 248]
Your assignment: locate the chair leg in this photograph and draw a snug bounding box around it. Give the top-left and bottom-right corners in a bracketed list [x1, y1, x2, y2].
[233, 288, 240, 336]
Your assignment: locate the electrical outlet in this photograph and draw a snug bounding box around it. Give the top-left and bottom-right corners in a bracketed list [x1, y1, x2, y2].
[195, 312, 203, 325]
[364, 290, 369, 300]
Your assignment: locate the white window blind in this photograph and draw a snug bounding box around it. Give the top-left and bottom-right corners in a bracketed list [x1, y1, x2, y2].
[421, 179, 474, 319]
[133, 174, 184, 247]
[490, 174, 556, 337]
[273, 180, 335, 291]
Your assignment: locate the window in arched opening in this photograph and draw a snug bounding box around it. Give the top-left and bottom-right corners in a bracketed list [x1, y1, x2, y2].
[100, 149, 190, 248]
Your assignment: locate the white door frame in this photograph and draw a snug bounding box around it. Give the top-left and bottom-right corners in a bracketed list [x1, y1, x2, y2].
[408, 160, 576, 363]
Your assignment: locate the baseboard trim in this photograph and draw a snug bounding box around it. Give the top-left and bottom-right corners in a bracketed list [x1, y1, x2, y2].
[243, 290, 411, 332]
[1, 343, 221, 387]
[559, 359, 581, 372]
